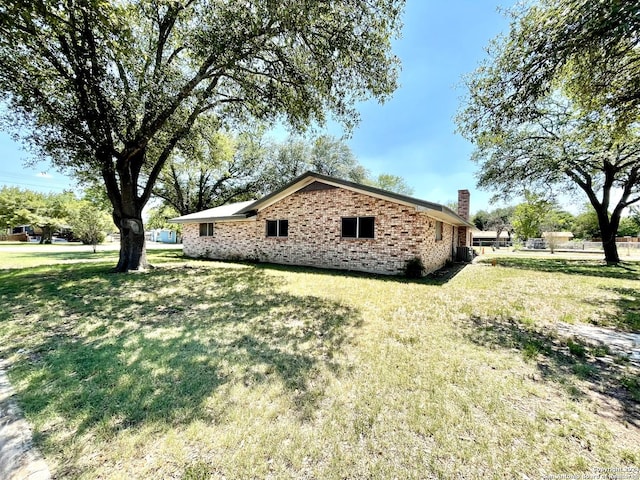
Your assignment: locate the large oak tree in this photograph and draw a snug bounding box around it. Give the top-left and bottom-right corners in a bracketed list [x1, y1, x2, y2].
[457, 0, 640, 264]
[0, 0, 403, 271]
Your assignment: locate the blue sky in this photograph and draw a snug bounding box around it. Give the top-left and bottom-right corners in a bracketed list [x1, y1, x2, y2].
[0, 0, 514, 214]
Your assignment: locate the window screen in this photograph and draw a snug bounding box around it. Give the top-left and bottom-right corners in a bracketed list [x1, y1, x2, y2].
[341, 217, 357, 238]
[279, 219, 289, 237]
[266, 219, 288, 237]
[435, 221, 443, 241]
[342, 217, 374, 238]
[199, 223, 214, 236]
[359, 217, 375, 238]
[266, 220, 278, 237]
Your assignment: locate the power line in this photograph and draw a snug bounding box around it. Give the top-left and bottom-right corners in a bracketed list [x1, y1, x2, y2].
[0, 178, 72, 192]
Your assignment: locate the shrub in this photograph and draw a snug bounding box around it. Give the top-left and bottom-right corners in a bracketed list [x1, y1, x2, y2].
[404, 257, 425, 278]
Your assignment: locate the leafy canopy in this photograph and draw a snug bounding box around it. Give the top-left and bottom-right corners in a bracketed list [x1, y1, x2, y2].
[0, 0, 404, 270]
[457, 0, 640, 263]
[153, 128, 414, 215]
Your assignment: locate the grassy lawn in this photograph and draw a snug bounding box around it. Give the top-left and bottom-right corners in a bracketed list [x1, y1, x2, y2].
[0, 247, 639, 479]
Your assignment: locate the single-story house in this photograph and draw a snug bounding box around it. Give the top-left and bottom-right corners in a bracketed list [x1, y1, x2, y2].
[542, 231, 574, 244]
[170, 171, 474, 276]
[148, 229, 181, 244]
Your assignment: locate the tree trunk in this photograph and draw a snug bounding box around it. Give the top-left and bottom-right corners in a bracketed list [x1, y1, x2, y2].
[602, 236, 619, 264]
[114, 216, 148, 272]
[102, 146, 153, 273]
[597, 210, 620, 264]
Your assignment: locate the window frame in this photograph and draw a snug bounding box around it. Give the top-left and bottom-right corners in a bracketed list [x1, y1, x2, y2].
[435, 221, 443, 241]
[341, 216, 375, 239]
[266, 219, 289, 238]
[199, 222, 214, 237]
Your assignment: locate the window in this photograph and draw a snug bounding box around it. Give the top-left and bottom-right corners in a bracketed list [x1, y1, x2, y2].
[435, 221, 443, 241]
[199, 223, 214, 236]
[341, 216, 375, 239]
[266, 219, 288, 237]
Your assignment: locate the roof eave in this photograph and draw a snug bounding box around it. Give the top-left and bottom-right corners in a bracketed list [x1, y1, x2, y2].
[169, 214, 255, 224]
[237, 171, 474, 227]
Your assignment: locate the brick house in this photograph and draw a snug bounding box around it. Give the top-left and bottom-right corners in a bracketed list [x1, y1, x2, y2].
[170, 171, 473, 275]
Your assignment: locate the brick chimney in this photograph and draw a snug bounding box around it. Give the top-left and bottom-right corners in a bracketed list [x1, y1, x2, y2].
[457, 189, 470, 221]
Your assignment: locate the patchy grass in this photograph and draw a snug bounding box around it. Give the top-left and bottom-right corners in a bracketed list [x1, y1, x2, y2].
[0, 244, 183, 269]
[0, 248, 638, 479]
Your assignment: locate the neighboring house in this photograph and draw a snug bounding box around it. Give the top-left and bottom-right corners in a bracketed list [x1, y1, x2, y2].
[542, 231, 574, 244]
[472, 229, 512, 247]
[170, 171, 474, 276]
[149, 229, 181, 244]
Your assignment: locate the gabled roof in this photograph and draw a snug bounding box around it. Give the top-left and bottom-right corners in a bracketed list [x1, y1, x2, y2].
[169, 200, 255, 223]
[170, 171, 474, 227]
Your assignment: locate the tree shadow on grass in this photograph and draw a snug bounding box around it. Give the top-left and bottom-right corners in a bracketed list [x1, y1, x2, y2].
[591, 287, 640, 332]
[477, 257, 640, 281]
[0, 262, 361, 475]
[250, 260, 469, 286]
[464, 315, 640, 428]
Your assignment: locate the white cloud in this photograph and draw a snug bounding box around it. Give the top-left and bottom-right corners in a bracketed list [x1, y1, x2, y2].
[36, 172, 52, 178]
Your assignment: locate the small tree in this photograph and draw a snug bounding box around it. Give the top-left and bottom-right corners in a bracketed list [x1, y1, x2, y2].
[541, 210, 573, 254]
[486, 207, 515, 248]
[512, 192, 550, 241]
[618, 217, 639, 237]
[68, 203, 112, 253]
[629, 206, 640, 234]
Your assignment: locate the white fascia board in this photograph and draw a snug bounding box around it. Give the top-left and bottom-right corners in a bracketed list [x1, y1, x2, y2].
[416, 205, 466, 225]
[169, 216, 256, 224]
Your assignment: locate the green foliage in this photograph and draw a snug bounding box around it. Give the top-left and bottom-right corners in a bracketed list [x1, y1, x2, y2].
[471, 210, 490, 230]
[80, 182, 112, 211]
[67, 202, 112, 251]
[154, 128, 413, 215]
[0, 186, 39, 229]
[404, 257, 425, 279]
[620, 375, 640, 402]
[488, 0, 640, 128]
[617, 217, 639, 237]
[630, 206, 640, 231]
[0, 187, 78, 242]
[456, 0, 640, 263]
[146, 204, 181, 234]
[512, 192, 550, 240]
[572, 206, 601, 240]
[472, 207, 515, 236]
[566, 339, 586, 359]
[0, 0, 403, 270]
[366, 173, 414, 196]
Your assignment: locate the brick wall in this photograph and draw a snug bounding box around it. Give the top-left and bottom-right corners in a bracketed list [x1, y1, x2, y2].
[183, 186, 458, 275]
